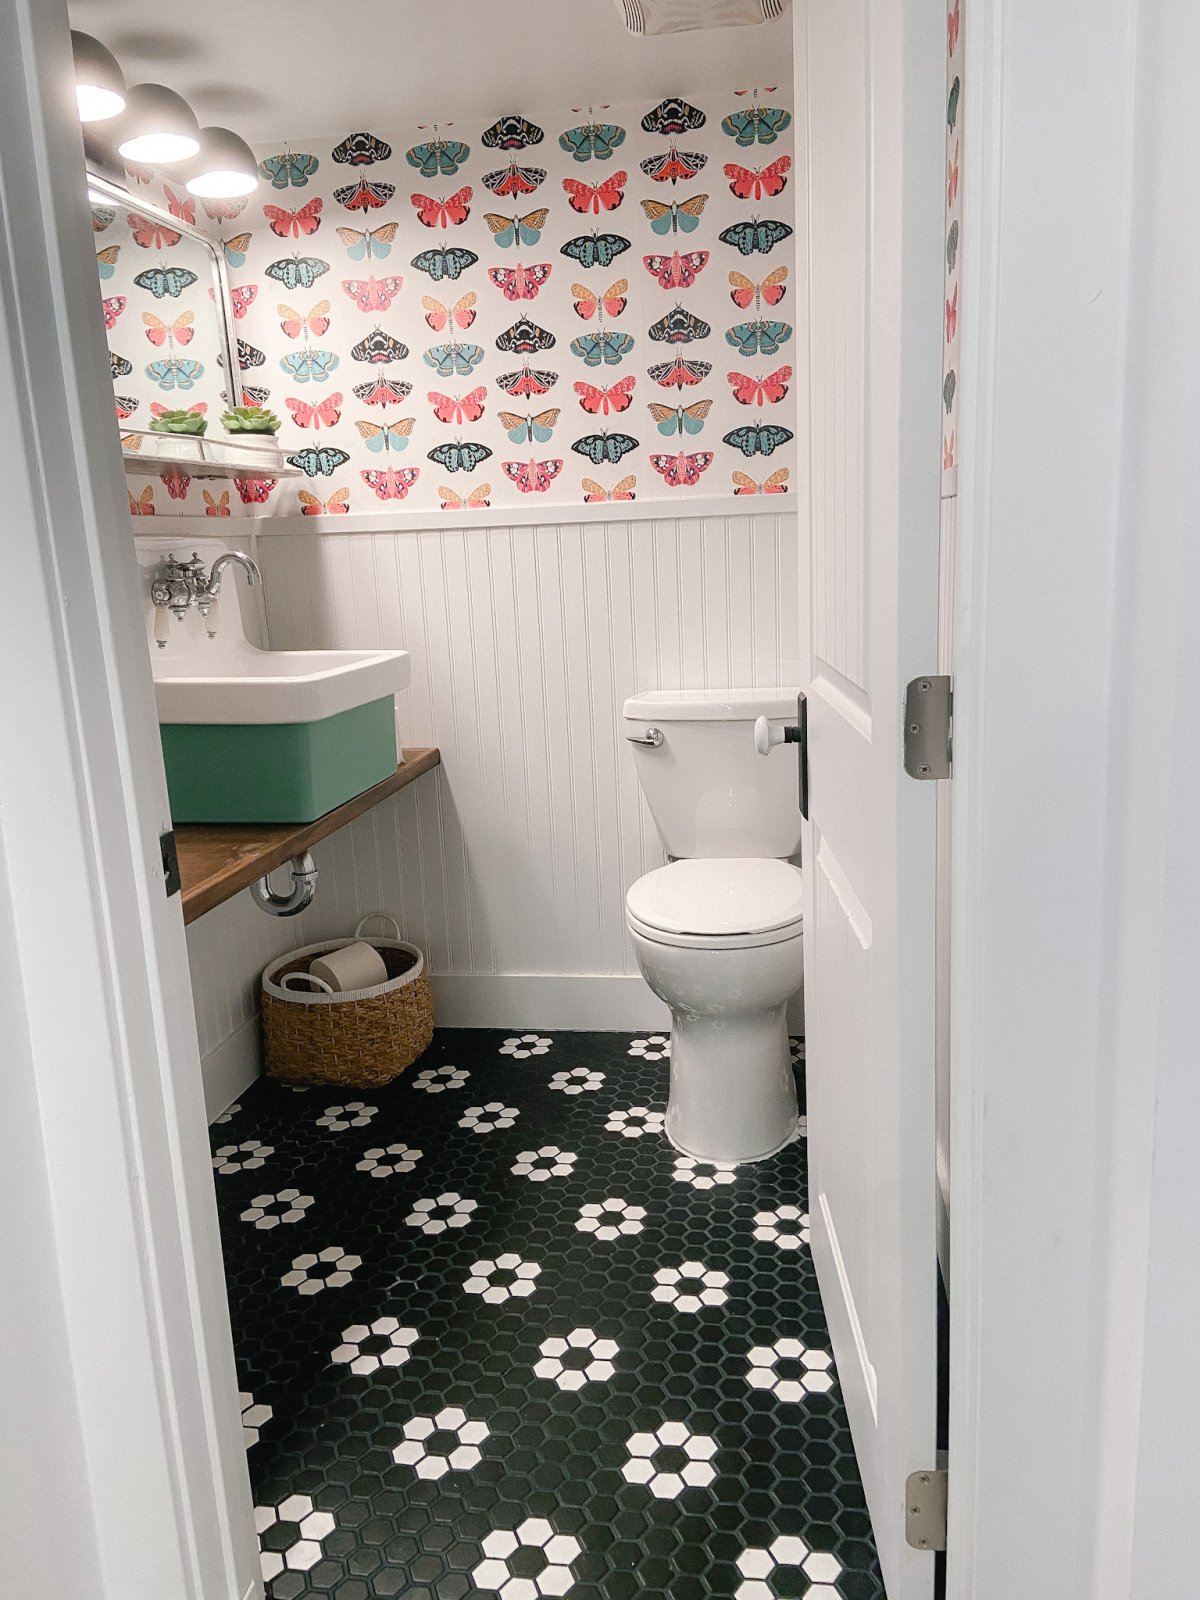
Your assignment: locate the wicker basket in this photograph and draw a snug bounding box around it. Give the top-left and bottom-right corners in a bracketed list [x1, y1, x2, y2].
[261, 915, 434, 1088]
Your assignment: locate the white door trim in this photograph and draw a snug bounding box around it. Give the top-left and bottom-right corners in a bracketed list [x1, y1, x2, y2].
[0, 5, 258, 1597]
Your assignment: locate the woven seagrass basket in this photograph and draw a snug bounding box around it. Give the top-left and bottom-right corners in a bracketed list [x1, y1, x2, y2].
[261, 915, 433, 1088]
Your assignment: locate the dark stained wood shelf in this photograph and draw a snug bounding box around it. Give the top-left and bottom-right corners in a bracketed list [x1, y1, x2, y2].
[176, 748, 441, 925]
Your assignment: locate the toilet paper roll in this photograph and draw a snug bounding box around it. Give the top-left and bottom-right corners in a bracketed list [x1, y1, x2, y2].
[309, 940, 389, 993]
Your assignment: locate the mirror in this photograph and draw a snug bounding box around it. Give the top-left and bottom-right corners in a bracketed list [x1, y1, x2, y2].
[89, 173, 243, 446]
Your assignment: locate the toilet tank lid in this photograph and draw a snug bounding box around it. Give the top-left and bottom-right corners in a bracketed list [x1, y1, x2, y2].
[623, 686, 801, 721]
[627, 858, 804, 937]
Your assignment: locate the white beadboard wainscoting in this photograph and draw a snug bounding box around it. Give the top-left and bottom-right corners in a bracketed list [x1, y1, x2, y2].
[176, 506, 802, 1114]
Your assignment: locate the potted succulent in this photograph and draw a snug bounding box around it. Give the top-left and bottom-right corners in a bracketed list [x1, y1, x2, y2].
[150, 408, 207, 436]
[221, 404, 282, 436]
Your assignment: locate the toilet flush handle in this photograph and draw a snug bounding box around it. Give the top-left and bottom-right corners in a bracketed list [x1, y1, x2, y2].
[626, 726, 664, 748]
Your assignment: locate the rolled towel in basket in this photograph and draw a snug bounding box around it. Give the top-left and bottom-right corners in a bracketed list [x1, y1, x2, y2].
[615, 0, 787, 34]
[309, 940, 389, 993]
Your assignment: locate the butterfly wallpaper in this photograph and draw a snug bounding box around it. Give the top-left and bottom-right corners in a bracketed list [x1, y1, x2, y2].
[942, 0, 963, 493]
[106, 89, 796, 516]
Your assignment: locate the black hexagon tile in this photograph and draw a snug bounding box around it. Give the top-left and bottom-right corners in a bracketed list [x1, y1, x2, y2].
[209, 1029, 884, 1599]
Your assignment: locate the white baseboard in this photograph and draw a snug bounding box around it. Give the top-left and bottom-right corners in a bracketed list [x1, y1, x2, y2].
[430, 973, 671, 1031]
[202, 1014, 262, 1123]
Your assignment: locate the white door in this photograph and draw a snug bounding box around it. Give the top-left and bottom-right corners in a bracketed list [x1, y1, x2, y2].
[795, 1, 945, 1594]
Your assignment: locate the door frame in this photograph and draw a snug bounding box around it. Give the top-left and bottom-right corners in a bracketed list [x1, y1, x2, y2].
[0, 4, 259, 1596]
[947, 0, 1200, 1592]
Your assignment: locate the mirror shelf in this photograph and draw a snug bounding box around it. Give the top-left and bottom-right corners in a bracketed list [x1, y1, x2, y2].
[120, 430, 303, 480]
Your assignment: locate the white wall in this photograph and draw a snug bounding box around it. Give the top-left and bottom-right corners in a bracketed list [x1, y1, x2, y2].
[183, 508, 801, 1110]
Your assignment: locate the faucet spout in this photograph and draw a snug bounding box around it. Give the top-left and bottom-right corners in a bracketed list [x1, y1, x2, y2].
[207, 550, 262, 594]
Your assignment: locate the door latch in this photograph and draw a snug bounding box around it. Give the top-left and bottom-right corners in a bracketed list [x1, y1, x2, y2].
[754, 692, 809, 819]
[160, 829, 181, 898]
[903, 676, 952, 779]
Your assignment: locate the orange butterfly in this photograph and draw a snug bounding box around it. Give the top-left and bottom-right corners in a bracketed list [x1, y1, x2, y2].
[948, 0, 961, 55]
[945, 283, 958, 341]
[203, 489, 231, 516]
[299, 487, 351, 515]
[571, 279, 628, 320]
[947, 141, 960, 206]
[286, 392, 343, 429]
[163, 184, 196, 225]
[264, 198, 323, 238]
[943, 430, 956, 471]
[574, 375, 636, 414]
[411, 187, 472, 228]
[423, 292, 476, 332]
[727, 365, 793, 406]
[428, 386, 487, 424]
[729, 266, 788, 309]
[562, 171, 627, 214]
[127, 212, 180, 249]
[142, 309, 194, 346]
[127, 485, 155, 516]
[582, 475, 636, 502]
[732, 467, 790, 495]
[724, 156, 792, 201]
[277, 300, 331, 339]
[439, 482, 492, 510]
[150, 401, 205, 420]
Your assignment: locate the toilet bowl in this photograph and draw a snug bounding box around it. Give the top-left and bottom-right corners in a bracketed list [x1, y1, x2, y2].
[623, 689, 806, 1164]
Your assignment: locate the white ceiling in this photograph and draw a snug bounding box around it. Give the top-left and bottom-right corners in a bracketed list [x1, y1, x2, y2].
[67, 0, 792, 145]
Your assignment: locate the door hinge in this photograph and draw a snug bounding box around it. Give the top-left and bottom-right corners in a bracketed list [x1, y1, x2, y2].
[160, 829, 181, 898]
[905, 1466, 948, 1551]
[903, 675, 952, 779]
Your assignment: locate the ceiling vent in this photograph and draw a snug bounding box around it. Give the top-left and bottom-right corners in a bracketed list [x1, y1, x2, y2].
[616, 0, 788, 34]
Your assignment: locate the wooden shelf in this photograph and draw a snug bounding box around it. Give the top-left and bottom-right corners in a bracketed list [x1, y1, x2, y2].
[176, 748, 441, 924]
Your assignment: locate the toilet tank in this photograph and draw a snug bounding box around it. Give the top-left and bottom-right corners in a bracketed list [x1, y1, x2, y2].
[623, 687, 803, 859]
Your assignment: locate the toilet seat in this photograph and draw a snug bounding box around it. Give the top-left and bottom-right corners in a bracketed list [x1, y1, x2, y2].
[626, 858, 803, 950]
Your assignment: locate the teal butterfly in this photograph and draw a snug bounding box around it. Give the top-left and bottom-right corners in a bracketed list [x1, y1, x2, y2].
[558, 121, 627, 162]
[337, 224, 398, 261]
[423, 342, 486, 377]
[265, 256, 330, 290]
[725, 320, 794, 357]
[406, 138, 471, 177]
[484, 209, 548, 249]
[280, 349, 340, 383]
[560, 233, 631, 270]
[647, 400, 712, 436]
[428, 440, 492, 472]
[356, 418, 414, 453]
[259, 151, 320, 188]
[571, 432, 638, 465]
[642, 195, 708, 236]
[286, 445, 350, 477]
[723, 422, 795, 457]
[498, 408, 560, 444]
[146, 357, 204, 391]
[133, 265, 197, 299]
[718, 219, 794, 257]
[221, 233, 251, 269]
[570, 330, 635, 367]
[411, 245, 478, 281]
[721, 105, 793, 148]
[96, 245, 120, 280]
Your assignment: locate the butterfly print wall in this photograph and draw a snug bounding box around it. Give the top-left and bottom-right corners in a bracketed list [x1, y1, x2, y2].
[108, 89, 796, 516]
[942, 0, 963, 492]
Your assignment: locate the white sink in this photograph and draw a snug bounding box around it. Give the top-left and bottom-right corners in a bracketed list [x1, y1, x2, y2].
[153, 642, 411, 725]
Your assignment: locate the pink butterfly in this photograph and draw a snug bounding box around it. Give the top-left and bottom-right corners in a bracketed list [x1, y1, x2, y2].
[101, 295, 126, 330]
[562, 171, 627, 214]
[160, 466, 191, 501]
[127, 486, 155, 516]
[488, 263, 553, 301]
[411, 186, 472, 228]
[423, 292, 476, 332]
[582, 474, 636, 502]
[642, 250, 710, 290]
[361, 467, 420, 500]
[502, 458, 563, 493]
[428, 387, 487, 424]
[235, 477, 277, 504]
[727, 366, 792, 406]
[945, 282, 959, 341]
[948, 0, 961, 55]
[277, 300, 330, 339]
[299, 487, 351, 515]
[650, 451, 713, 487]
[286, 392, 343, 429]
[150, 401, 206, 419]
[724, 156, 791, 201]
[264, 198, 323, 238]
[574, 376, 635, 415]
[341, 275, 403, 312]
[127, 212, 180, 249]
[230, 285, 258, 319]
[163, 184, 196, 225]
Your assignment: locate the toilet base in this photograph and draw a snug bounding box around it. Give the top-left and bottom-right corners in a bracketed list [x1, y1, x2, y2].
[662, 1001, 800, 1165]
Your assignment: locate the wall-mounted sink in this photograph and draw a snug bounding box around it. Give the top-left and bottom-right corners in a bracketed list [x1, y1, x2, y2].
[153, 644, 410, 725]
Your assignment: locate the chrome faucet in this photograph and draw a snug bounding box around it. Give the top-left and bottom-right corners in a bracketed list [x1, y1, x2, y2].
[151, 549, 262, 646]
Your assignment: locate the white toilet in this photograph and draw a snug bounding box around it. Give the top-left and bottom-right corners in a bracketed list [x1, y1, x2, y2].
[624, 687, 805, 1165]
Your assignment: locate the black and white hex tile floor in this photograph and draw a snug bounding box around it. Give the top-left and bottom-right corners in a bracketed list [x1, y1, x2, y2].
[210, 1030, 884, 1600]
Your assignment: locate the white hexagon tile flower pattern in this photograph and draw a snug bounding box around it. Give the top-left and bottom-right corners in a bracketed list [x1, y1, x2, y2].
[746, 1338, 836, 1401]
[533, 1328, 620, 1391]
[254, 1494, 336, 1584]
[212, 1101, 240, 1125]
[622, 1420, 719, 1500]
[511, 1145, 577, 1181]
[330, 1317, 419, 1375]
[458, 1101, 520, 1133]
[499, 1033, 553, 1058]
[548, 1066, 605, 1095]
[464, 1253, 542, 1303]
[239, 1188, 314, 1229]
[753, 1204, 811, 1249]
[405, 1193, 478, 1235]
[627, 1034, 671, 1061]
[315, 1101, 377, 1131]
[239, 1390, 272, 1448]
[211, 1138, 273, 1174]
[355, 1142, 423, 1178]
[575, 1198, 646, 1240]
[279, 1246, 361, 1295]
[473, 1517, 582, 1598]
[673, 1155, 738, 1189]
[412, 1064, 470, 1093]
[392, 1406, 489, 1480]
[735, 1534, 845, 1600]
[651, 1261, 730, 1313]
[604, 1106, 666, 1138]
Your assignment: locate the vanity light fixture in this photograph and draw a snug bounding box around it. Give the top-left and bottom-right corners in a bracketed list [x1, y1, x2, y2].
[71, 31, 127, 122]
[117, 82, 201, 164]
[185, 126, 259, 199]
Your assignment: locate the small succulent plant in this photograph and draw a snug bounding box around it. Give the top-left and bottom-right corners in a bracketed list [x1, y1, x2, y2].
[221, 404, 281, 435]
[150, 409, 207, 435]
